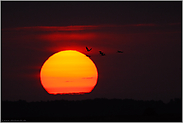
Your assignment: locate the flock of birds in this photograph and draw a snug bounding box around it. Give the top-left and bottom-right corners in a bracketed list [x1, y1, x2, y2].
[85, 47, 123, 57]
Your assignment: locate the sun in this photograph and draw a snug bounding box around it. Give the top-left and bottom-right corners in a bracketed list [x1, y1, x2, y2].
[40, 50, 98, 94]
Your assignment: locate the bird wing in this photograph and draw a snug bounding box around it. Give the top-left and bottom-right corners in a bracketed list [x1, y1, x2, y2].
[117, 51, 123, 53]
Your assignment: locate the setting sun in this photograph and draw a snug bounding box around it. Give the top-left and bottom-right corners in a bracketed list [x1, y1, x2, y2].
[40, 50, 98, 94]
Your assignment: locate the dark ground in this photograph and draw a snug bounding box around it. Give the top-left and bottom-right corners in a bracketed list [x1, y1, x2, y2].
[1, 98, 182, 122]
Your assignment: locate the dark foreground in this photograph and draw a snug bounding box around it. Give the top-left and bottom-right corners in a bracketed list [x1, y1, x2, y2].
[2, 98, 182, 122]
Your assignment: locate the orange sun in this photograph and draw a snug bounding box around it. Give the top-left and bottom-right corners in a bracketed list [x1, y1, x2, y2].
[40, 50, 98, 94]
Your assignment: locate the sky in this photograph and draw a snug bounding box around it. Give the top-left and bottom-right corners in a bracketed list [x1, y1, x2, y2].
[2, 1, 182, 103]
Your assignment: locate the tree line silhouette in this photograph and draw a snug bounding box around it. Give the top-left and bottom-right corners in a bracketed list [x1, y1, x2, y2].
[1, 98, 182, 122]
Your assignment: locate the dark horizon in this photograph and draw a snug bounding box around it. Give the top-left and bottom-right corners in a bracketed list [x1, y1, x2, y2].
[1, 92, 181, 104]
[2, 96, 181, 104]
[2, 98, 182, 122]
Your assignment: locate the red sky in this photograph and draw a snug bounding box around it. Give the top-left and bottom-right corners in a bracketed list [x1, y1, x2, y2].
[2, 2, 182, 102]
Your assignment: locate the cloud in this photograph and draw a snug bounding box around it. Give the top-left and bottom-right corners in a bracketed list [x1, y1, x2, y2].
[82, 77, 94, 79]
[1, 23, 160, 32]
[2, 25, 99, 32]
[2, 23, 181, 54]
[2, 23, 180, 37]
[38, 32, 97, 41]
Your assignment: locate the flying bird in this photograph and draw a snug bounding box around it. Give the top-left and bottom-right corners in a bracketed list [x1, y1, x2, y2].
[86, 47, 92, 52]
[117, 50, 123, 53]
[99, 51, 105, 56]
[86, 54, 91, 57]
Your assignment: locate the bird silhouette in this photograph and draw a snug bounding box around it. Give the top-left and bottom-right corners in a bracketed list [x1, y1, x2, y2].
[117, 50, 123, 53]
[99, 51, 105, 56]
[86, 54, 91, 57]
[86, 47, 92, 52]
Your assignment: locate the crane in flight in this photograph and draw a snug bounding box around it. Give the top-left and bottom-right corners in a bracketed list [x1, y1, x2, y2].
[86, 47, 92, 52]
[117, 50, 123, 53]
[99, 51, 105, 56]
[86, 54, 91, 57]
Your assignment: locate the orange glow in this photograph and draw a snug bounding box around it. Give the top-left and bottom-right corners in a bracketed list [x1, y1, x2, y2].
[40, 50, 98, 94]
